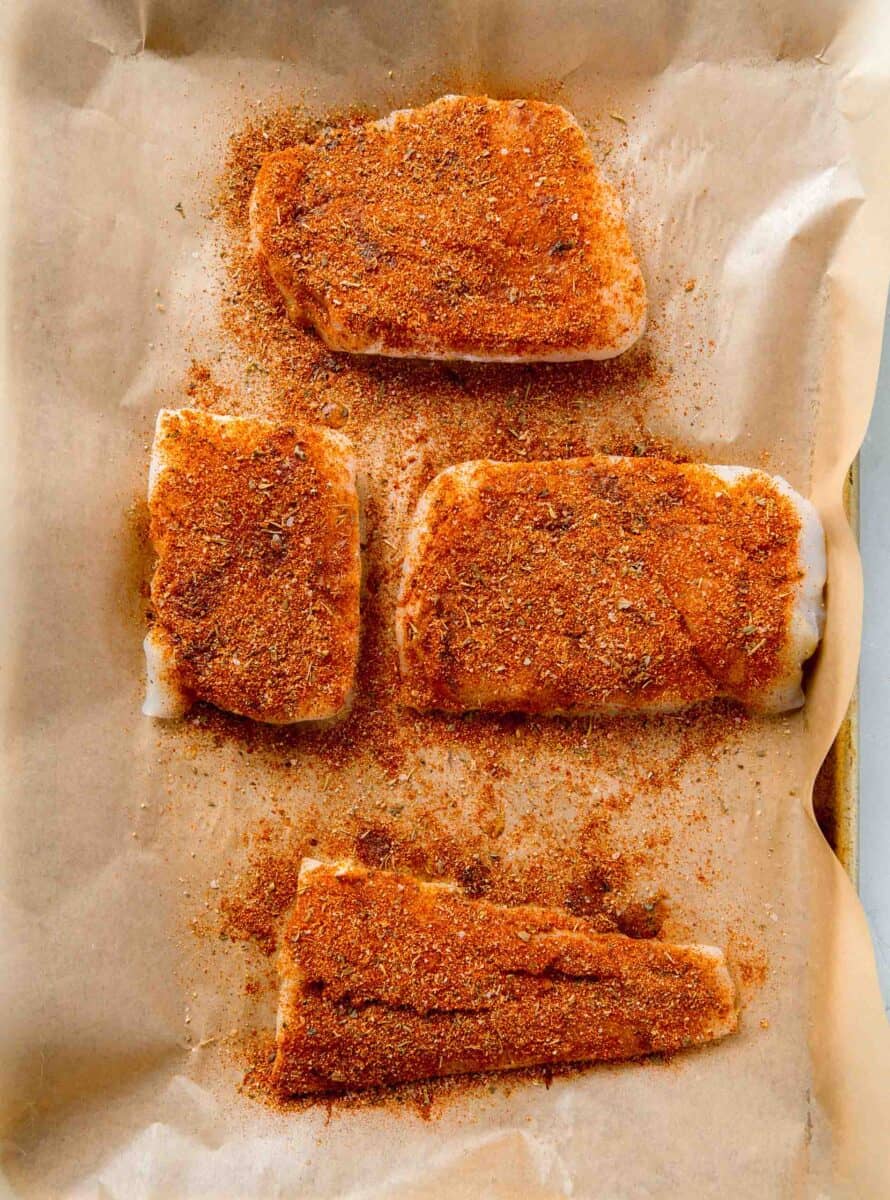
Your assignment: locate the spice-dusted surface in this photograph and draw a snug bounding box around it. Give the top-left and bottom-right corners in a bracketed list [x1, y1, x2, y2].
[271, 859, 737, 1093]
[249, 95, 647, 361]
[396, 456, 823, 715]
[146, 409, 361, 723]
[3, 3, 890, 1197]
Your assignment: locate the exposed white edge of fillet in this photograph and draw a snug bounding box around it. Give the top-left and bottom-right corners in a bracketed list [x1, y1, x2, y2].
[311, 324, 648, 364]
[709, 465, 826, 713]
[144, 408, 191, 718]
[397, 459, 826, 716]
[142, 627, 190, 719]
[297, 856, 461, 894]
[677, 941, 740, 1038]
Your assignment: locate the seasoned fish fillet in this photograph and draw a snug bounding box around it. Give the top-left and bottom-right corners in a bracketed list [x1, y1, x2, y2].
[273, 858, 738, 1094]
[249, 95, 647, 362]
[144, 409, 361, 724]
[396, 457, 825, 715]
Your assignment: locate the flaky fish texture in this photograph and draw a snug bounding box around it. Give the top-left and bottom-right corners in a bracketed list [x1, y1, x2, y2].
[397, 457, 825, 716]
[250, 95, 647, 362]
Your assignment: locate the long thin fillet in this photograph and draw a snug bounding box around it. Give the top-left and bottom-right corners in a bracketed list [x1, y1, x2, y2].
[272, 859, 738, 1094]
[249, 95, 647, 363]
[396, 456, 825, 716]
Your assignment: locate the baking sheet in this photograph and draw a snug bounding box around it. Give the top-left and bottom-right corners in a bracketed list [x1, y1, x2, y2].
[2, 1, 890, 1197]
[814, 468, 858, 878]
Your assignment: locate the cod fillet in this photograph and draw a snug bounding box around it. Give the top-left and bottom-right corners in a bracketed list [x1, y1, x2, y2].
[272, 858, 738, 1094]
[144, 409, 361, 724]
[250, 95, 647, 362]
[396, 457, 825, 715]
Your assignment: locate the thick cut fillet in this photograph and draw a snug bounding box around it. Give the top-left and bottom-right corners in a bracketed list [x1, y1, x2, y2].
[250, 95, 647, 362]
[273, 859, 738, 1094]
[396, 457, 825, 715]
[144, 409, 361, 724]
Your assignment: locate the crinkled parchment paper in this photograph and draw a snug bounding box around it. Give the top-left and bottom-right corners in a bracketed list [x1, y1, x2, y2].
[1, 2, 890, 1196]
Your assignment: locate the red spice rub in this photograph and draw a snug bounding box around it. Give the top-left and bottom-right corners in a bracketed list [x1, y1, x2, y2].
[249, 95, 647, 361]
[397, 456, 821, 715]
[147, 409, 360, 723]
[272, 859, 737, 1094]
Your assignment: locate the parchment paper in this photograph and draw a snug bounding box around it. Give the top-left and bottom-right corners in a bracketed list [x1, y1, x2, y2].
[2, 2, 890, 1197]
